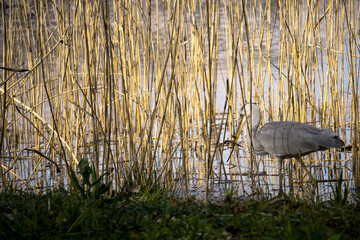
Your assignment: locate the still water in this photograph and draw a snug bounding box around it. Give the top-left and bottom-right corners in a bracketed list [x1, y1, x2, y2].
[0, 0, 357, 201]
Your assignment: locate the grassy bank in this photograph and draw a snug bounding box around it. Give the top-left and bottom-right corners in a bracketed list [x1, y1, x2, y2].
[1, 188, 359, 239]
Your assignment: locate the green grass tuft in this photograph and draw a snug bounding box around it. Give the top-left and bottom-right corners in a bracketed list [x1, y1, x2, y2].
[1, 189, 360, 239]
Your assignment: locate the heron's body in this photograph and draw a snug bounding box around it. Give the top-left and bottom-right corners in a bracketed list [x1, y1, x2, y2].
[239, 103, 345, 194]
[256, 121, 344, 158]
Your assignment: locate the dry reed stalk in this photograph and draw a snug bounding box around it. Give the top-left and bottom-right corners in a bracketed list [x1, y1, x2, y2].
[0, 0, 8, 190]
[343, 0, 360, 188]
[0, 0, 357, 199]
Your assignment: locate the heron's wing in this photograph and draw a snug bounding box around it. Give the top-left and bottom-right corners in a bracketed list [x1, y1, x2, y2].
[257, 122, 343, 158]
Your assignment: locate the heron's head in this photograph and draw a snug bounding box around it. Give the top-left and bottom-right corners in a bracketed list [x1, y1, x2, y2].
[240, 103, 261, 119]
[233, 103, 262, 142]
[239, 103, 262, 131]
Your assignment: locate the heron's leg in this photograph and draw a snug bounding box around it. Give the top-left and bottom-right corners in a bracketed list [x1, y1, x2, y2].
[295, 157, 316, 183]
[277, 157, 283, 195]
[289, 159, 294, 196]
[296, 157, 316, 198]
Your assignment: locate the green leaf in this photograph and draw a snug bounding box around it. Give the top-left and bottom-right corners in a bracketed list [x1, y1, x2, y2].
[79, 159, 91, 186]
[91, 162, 98, 187]
[69, 168, 84, 195]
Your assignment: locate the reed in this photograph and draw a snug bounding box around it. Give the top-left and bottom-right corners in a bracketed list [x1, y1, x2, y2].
[0, 0, 357, 201]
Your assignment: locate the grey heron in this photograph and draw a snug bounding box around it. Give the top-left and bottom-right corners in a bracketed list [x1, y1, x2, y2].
[235, 103, 345, 195]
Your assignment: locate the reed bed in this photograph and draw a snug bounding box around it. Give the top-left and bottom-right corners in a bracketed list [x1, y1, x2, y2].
[0, 0, 358, 202]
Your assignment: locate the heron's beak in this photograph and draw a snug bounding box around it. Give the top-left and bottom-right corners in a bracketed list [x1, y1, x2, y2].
[233, 113, 246, 143]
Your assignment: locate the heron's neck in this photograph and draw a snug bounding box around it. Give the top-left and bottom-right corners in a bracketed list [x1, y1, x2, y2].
[245, 114, 261, 146]
[245, 114, 261, 134]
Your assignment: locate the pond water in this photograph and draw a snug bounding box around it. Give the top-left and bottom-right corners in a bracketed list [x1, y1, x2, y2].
[0, 0, 357, 201]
